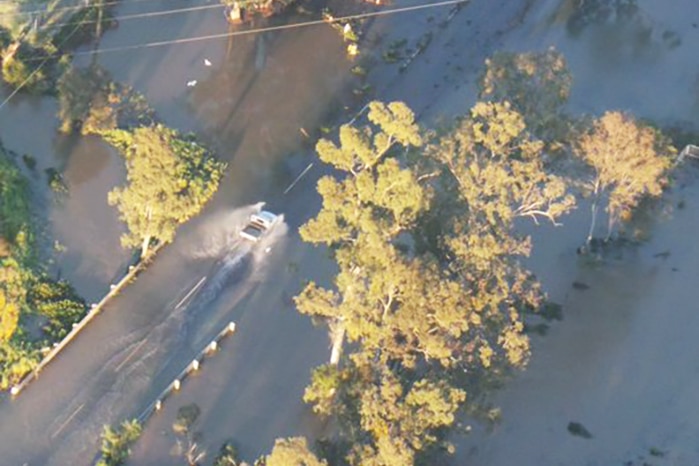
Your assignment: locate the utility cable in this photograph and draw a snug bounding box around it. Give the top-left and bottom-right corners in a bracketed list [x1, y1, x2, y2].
[43, 3, 224, 30]
[0, 0, 212, 18]
[0, 5, 89, 111]
[3, 0, 466, 111]
[69, 0, 467, 57]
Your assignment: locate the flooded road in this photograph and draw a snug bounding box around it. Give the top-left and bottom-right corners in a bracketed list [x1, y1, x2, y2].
[0, 0, 697, 464]
[0, 2, 352, 464]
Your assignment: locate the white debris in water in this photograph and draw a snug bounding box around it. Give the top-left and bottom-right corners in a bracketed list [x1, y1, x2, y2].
[265, 247, 272, 253]
[204, 58, 212, 67]
[187, 80, 198, 87]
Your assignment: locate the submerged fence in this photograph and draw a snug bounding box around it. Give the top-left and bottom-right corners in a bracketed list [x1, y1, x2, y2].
[677, 144, 699, 164]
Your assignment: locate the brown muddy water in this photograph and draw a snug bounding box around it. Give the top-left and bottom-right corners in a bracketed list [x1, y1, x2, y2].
[0, 2, 353, 465]
[0, 95, 131, 302]
[1, 0, 698, 464]
[444, 0, 699, 464]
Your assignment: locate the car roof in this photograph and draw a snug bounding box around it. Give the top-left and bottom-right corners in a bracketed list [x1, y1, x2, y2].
[257, 211, 277, 223]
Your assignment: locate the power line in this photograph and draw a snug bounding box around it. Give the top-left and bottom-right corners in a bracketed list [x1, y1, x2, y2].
[5, 0, 465, 111]
[43, 3, 223, 30]
[69, 0, 467, 57]
[0, 3, 91, 111]
[0, 0, 213, 18]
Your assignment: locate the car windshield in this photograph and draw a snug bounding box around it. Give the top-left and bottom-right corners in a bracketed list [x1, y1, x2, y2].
[242, 224, 263, 237]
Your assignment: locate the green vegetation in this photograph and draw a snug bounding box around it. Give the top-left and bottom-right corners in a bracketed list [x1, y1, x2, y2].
[575, 111, 673, 243]
[264, 437, 327, 466]
[259, 46, 678, 465]
[173, 403, 201, 436]
[0, 0, 115, 94]
[0, 146, 86, 389]
[480, 47, 573, 152]
[292, 99, 570, 464]
[172, 403, 206, 465]
[221, 0, 297, 18]
[104, 125, 226, 259]
[57, 64, 153, 135]
[51, 2, 116, 51]
[97, 419, 142, 466]
[212, 441, 243, 466]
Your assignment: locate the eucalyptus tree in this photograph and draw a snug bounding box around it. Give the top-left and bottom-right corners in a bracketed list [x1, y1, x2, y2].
[575, 111, 673, 243]
[295, 100, 575, 464]
[264, 437, 327, 466]
[97, 420, 142, 466]
[106, 125, 225, 259]
[480, 47, 573, 144]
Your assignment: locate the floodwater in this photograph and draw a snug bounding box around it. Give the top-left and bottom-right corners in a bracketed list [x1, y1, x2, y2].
[0, 1, 353, 464]
[1, 0, 698, 464]
[441, 0, 699, 464]
[0, 95, 131, 301]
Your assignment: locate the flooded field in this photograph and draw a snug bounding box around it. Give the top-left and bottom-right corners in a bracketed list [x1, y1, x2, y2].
[0, 0, 698, 464]
[445, 0, 699, 464]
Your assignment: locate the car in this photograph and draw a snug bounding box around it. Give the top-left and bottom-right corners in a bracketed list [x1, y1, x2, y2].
[239, 210, 278, 242]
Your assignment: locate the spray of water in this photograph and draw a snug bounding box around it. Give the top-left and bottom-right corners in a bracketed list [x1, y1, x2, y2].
[179, 207, 288, 336]
[54, 207, 289, 465]
[186, 202, 266, 260]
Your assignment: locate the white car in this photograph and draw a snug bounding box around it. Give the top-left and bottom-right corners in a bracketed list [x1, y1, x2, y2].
[239, 210, 278, 242]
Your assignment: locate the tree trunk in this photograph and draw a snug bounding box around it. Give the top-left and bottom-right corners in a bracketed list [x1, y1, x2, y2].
[329, 320, 345, 366]
[586, 199, 598, 245]
[95, 0, 103, 43]
[141, 234, 151, 260]
[605, 209, 615, 241]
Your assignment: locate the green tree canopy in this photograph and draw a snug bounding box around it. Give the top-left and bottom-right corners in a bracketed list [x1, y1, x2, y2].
[57, 64, 153, 135]
[294, 100, 574, 464]
[264, 437, 327, 466]
[480, 47, 572, 143]
[0, 289, 18, 342]
[97, 419, 142, 466]
[106, 125, 225, 258]
[575, 111, 673, 242]
[0, 150, 31, 246]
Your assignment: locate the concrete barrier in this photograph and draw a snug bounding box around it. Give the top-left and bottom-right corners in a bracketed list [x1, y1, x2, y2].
[11, 244, 166, 398]
[135, 321, 237, 426]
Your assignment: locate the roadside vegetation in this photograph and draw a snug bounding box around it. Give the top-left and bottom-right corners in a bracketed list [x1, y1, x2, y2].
[0, 0, 685, 461]
[96, 419, 142, 466]
[55, 60, 225, 261]
[0, 0, 115, 93]
[103, 125, 226, 259]
[57, 64, 153, 135]
[220, 0, 298, 19]
[0, 145, 86, 389]
[1, 46, 224, 390]
[254, 47, 677, 465]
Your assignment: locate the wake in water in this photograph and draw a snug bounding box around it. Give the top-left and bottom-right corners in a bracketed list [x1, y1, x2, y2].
[55, 206, 288, 465]
[177, 203, 288, 336]
[186, 202, 266, 260]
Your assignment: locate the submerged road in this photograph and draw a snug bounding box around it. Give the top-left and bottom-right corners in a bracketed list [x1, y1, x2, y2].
[0, 3, 350, 464]
[0, 0, 544, 464]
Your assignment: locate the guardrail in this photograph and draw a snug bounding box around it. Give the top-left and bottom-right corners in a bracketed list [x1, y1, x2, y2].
[10, 244, 165, 398]
[136, 321, 237, 425]
[92, 321, 237, 466]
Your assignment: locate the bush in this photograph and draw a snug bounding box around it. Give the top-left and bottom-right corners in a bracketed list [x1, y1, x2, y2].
[27, 278, 86, 341]
[97, 420, 142, 466]
[0, 341, 40, 390]
[1, 55, 49, 93]
[0, 151, 31, 244]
